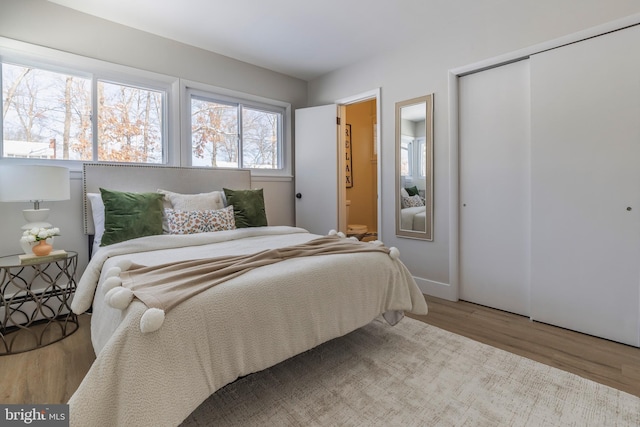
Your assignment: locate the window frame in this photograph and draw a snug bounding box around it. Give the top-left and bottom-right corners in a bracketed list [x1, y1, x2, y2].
[0, 38, 292, 179]
[416, 136, 426, 179]
[181, 80, 292, 179]
[0, 58, 93, 162]
[0, 37, 179, 171]
[94, 76, 170, 164]
[400, 136, 413, 178]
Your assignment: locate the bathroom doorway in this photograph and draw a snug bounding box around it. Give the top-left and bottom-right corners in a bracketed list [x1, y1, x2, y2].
[294, 88, 380, 238]
[343, 98, 378, 241]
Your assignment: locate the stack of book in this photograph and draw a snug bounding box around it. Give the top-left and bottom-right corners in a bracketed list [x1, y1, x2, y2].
[19, 250, 68, 265]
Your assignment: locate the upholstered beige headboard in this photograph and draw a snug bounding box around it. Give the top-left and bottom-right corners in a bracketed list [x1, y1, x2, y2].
[82, 163, 251, 235]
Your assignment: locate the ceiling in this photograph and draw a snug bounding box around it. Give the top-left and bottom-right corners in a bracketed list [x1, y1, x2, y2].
[48, 0, 511, 81]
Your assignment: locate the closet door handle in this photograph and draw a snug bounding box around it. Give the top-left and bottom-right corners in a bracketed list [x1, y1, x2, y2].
[295, 193, 302, 199]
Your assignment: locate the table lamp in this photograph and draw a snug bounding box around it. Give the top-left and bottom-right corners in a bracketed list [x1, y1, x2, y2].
[0, 165, 71, 230]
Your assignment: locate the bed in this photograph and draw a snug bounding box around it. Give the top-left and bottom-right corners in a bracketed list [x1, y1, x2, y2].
[68, 164, 429, 427]
[399, 187, 427, 232]
[401, 206, 427, 231]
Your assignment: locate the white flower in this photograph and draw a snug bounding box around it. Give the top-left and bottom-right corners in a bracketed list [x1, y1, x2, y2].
[22, 227, 61, 242]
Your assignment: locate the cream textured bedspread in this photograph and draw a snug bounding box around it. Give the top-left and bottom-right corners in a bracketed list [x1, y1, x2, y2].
[68, 226, 428, 427]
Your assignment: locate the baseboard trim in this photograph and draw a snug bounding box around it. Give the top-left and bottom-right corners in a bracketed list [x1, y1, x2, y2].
[414, 277, 456, 302]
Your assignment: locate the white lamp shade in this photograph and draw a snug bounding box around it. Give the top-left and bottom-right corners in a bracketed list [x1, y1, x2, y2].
[0, 165, 70, 202]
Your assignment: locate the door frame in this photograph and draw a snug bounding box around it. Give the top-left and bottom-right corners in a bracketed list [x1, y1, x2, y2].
[335, 88, 381, 239]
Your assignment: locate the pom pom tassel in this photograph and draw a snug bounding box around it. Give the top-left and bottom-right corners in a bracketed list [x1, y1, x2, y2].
[328, 230, 346, 239]
[389, 247, 400, 260]
[140, 308, 165, 333]
[102, 276, 122, 295]
[106, 287, 135, 310]
[116, 259, 133, 272]
[105, 266, 121, 279]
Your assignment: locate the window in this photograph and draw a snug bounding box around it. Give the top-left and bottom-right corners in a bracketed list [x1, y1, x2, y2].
[0, 40, 291, 175]
[97, 81, 164, 163]
[2, 63, 91, 160]
[418, 137, 426, 178]
[189, 92, 283, 170]
[191, 97, 238, 168]
[242, 107, 280, 169]
[400, 136, 413, 177]
[2, 60, 168, 163]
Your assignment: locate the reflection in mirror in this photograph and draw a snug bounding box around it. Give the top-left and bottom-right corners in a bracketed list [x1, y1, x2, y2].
[395, 94, 433, 241]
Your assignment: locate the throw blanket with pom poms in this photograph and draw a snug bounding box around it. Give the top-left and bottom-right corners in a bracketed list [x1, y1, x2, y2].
[102, 233, 400, 333]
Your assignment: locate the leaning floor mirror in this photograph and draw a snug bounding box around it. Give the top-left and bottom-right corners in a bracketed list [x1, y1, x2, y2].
[395, 94, 434, 241]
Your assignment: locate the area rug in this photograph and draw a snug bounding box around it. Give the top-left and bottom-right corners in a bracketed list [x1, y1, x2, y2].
[182, 317, 640, 426]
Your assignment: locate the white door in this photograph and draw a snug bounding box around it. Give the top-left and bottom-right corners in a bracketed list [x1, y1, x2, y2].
[294, 105, 339, 235]
[459, 59, 531, 316]
[530, 26, 640, 346]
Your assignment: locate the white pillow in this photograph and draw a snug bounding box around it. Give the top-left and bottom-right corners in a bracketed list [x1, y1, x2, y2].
[158, 189, 225, 211]
[400, 188, 410, 198]
[87, 192, 105, 252]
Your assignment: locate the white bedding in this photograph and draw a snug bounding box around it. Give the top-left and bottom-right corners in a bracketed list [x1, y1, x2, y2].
[69, 226, 428, 426]
[401, 206, 426, 231]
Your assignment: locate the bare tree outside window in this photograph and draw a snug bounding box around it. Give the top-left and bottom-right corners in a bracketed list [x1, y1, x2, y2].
[191, 98, 238, 168]
[191, 96, 281, 169]
[2, 60, 284, 169]
[97, 81, 163, 163]
[2, 63, 165, 163]
[242, 107, 278, 169]
[2, 63, 91, 160]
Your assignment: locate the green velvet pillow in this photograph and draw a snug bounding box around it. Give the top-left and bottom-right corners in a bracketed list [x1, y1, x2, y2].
[405, 186, 419, 196]
[100, 188, 165, 246]
[223, 188, 268, 228]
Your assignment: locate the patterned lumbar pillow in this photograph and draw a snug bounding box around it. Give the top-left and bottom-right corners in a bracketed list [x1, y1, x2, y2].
[164, 205, 236, 234]
[402, 194, 424, 208]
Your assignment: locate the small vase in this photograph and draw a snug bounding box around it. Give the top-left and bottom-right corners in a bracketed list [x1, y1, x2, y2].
[32, 240, 53, 256]
[21, 237, 54, 255]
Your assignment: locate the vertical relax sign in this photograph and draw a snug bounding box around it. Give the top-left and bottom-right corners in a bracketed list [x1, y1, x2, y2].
[345, 124, 352, 188]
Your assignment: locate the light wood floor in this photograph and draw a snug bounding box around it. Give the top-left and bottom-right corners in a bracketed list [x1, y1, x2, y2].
[0, 314, 94, 404]
[2, 295, 639, 404]
[409, 295, 640, 398]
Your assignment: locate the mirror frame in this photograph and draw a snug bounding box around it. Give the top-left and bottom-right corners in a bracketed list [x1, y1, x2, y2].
[395, 94, 434, 241]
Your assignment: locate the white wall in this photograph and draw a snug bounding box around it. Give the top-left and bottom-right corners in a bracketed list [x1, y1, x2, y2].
[307, 1, 640, 299]
[0, 0, 305, 276]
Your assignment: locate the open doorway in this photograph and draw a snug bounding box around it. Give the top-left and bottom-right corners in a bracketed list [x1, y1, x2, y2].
[294, 88, 380, 238]
[341, 99, 378, 241]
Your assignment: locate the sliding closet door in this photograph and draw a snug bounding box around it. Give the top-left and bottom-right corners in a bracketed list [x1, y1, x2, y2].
[530, 26, 640, 346]
[459, 59, 531, 316]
